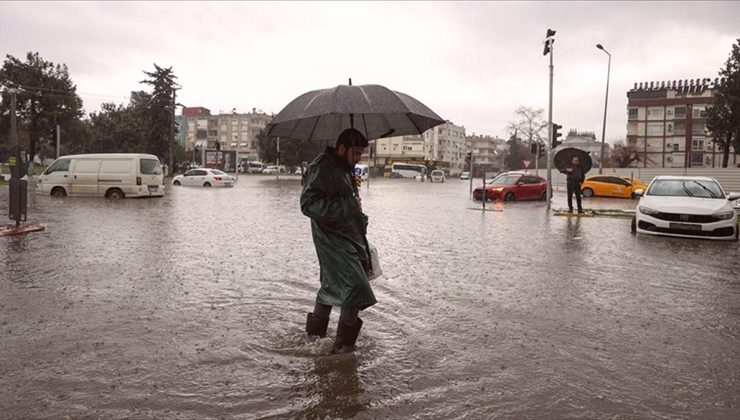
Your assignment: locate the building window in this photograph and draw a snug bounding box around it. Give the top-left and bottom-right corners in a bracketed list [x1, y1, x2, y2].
[647, 107, 663, 119]
[691, 152, 704, 166]
[673, 143, 679, 152]
[627, 108, 638, 119]
[674, 106, 686, 119]
[692, 123, 705, 135]
[692, 107, 707, 118]
[646, 122, 663, 135]
[674, 121, 686, 135]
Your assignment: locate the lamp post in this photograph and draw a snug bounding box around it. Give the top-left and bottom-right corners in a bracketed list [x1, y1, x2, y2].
[596, 43, 611, 174]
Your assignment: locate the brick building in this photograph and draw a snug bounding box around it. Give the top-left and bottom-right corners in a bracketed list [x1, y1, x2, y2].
[626, 78, 737, 168]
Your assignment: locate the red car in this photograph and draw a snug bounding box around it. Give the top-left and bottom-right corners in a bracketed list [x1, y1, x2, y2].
[473, 172, 548, 201]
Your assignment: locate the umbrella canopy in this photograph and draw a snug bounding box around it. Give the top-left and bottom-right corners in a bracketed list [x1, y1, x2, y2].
[265, 84, 445, 142]
[554, 147, 593, 173]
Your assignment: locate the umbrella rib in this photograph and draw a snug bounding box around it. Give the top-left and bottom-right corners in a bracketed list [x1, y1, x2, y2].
[406, 112, 424, 135]
[361, 113, 370, 140]
[306, 115, 322, 142]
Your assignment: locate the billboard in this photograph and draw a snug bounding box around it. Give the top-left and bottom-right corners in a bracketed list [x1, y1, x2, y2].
[204, 150, 237, 172]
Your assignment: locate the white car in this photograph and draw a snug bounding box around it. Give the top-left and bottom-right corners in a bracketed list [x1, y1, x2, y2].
[430, 169, 446, 183]
[632, 176, 740, 241]
[460, 171, 470, 180]
[172, 168, 235, 187]
[263, 165, 286, 175]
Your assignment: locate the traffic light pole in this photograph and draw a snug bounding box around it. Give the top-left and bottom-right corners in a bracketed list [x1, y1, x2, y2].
[546, 40, 554, 210]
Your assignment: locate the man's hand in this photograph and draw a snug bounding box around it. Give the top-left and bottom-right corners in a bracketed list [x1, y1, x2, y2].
[354, 176, 362, 189]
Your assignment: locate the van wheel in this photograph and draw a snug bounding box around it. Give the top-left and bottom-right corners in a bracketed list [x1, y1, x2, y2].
[173, 180, 181, 186]
[203, 182, 212, 187]
[51, 187, 67, 198]
[106, 188, 124, 200]
[504, 192, 515, 202]
[582, 188, 594, 198]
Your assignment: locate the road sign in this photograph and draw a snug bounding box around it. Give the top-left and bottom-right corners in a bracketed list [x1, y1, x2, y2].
[523, 160, 531, 168]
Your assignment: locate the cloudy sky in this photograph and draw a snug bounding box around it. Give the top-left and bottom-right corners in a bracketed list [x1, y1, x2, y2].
[2, 1, 739, 143]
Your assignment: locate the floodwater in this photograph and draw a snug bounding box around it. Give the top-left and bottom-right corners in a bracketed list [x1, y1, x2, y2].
[1, 176, 739, 419]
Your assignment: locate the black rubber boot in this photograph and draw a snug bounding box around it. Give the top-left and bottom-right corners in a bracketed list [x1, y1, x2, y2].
[306, 313, 329, 337]
[332, 317, 363, 354]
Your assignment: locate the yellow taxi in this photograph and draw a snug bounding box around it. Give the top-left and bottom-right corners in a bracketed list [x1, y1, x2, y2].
[580, 175, 648, 199]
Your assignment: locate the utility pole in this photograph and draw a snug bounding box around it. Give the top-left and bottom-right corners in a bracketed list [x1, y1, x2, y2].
[276, 137, 280, 181]
[544, 29, 556, 210]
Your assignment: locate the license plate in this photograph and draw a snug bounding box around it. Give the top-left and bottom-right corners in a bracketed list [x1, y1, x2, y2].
[669, 222, 701, 231]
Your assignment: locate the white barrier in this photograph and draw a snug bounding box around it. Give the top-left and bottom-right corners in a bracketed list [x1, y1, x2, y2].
[549, 167, 740, 192]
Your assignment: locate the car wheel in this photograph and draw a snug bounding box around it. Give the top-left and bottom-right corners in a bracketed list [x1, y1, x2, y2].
[582, 188, 594, 198]
[173, 180, 181, 186]
[106, 188, 124, 200]
[504, 192, 515, 202]
[51, 187, 67, 198]
[540, 191, 547, 201]
[203, 182, 212, 187]
[631, 217, 637, 234]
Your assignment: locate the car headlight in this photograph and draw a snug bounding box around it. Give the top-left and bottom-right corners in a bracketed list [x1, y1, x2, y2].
[715, 211, 736, 220]
[638, 206, 659, 216]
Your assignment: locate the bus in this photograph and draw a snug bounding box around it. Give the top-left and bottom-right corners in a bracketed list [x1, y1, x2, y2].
[391, 163, 427, 180]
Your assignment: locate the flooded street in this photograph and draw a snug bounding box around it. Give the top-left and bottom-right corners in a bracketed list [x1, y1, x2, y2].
[1, 176, 739, 419]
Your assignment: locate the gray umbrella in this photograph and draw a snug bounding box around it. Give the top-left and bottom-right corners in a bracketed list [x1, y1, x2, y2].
[265, 83, 445, 141]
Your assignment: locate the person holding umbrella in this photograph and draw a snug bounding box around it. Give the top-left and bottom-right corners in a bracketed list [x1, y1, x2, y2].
[561, 155, 586, 213]
[301, 128, 375, 354]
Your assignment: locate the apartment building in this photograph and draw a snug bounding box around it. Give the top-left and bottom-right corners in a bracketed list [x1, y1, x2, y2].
[180, 107, 272, 162]
[465, 134, 506, 170]
[626, 78, 737, 168]
[371, 120, 466, 174]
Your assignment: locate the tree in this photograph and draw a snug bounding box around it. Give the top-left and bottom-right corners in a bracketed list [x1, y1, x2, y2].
[503, 132, 527, 171]
[609, 140, 640, 168]
[140, 64, 178, 163]
[0, 52, 84, 162]
[706, 38, 740, 168]
[256, 130, 325, 168]
[506, 106, 547, 168]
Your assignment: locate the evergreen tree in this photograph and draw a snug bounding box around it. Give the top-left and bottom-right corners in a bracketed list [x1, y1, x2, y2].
[707, 38, 740, 167]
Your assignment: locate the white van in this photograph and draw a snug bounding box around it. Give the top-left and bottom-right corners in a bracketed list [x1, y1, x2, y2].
[37, 153, 165, 199]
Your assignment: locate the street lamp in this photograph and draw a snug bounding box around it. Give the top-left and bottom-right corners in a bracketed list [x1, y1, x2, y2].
[596, 43, 611, 174]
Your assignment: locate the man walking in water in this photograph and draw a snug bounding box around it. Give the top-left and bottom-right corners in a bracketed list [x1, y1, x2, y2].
[300, 128, 376, 353]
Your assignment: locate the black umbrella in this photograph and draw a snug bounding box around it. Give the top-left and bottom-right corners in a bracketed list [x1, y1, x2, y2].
[554, 148, 593, 173]
[265, 82, 445, 141]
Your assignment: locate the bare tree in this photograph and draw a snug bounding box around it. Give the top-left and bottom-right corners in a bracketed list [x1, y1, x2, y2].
[506, 106, 548, 144]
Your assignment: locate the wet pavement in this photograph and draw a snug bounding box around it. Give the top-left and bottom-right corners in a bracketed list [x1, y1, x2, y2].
[1, 176, 739, 419]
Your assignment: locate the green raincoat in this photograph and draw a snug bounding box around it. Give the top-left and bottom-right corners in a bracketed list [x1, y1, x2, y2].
[300, 147, 377, 310]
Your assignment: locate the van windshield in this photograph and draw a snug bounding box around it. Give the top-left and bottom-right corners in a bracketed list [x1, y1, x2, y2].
[140, 159, 162, 175]
[44, 159, 71, 174]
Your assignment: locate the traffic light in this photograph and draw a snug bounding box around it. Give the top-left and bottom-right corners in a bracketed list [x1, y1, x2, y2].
[530, 143, 537, 154]
[551, 123, 563, 149]
[543, 29, 556, 56]
[538, 144, 545, 159]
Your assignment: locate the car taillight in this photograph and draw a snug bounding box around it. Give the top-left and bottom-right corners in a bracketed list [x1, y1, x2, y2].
[136, 177, 142, 185]
[213, 176, 222, 181]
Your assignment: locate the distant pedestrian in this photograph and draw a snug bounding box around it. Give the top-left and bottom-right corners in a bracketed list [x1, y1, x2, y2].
[300, 128, 375, 354]
[561, 155, 585, 213]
